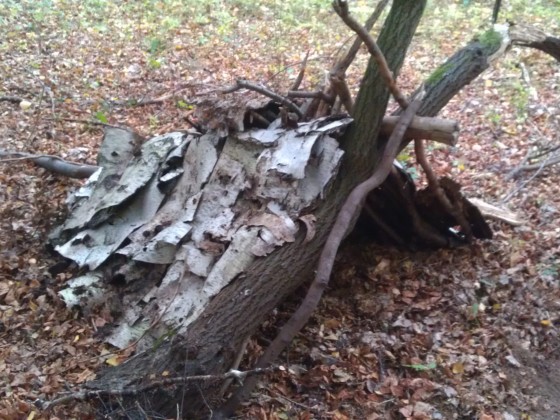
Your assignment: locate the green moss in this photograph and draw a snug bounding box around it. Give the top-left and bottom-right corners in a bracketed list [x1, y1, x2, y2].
[477, 29, 503, 50]
[426, 62, 453, 85]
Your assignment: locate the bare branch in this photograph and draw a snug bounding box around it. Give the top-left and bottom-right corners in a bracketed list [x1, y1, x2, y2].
[381, 115, 459, 146]
[501, 154, 559, 203]
[510, 22, 560, 61]
[36, 366, 280, 410]
[222, 79, 303, 118]
[333, 0, 409, 109]
[47, 117, 125, 129]
[329, 72, 354, 114]
[287, 90, 334, 104]
[0, 96, 23, 104]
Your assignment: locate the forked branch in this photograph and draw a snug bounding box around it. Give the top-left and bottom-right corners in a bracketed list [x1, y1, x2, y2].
[333, 0, 409, 109]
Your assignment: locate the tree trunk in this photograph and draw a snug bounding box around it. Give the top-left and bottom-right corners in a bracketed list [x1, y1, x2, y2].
[83, 1, 427, 418]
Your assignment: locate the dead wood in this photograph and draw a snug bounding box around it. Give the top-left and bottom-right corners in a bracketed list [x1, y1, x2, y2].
[468, 198, 524, 226]
[510, 22, 560, 61]
[36, 366, 281, 411]
[222, 79, 303, 118]
[381, 115, 459, 146]
[68, 4, 428, 418]
[47, 1, 560, 417]
[328, 72, 354, 114]
[287, 89, 334, 103]
[0, 151, 99, 179]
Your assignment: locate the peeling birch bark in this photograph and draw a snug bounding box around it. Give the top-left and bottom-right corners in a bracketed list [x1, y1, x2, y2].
[51, 117, 351, 349]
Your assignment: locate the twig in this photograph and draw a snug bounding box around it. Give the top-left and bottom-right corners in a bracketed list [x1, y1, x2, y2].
[25, 83, 46, 146]
[35, 366, 281, 410]
[310, 0, 388, 120]
[528, 144, 560, 160]
[222, 79, 303, 118]
[501, 153, 555, 203]
[333, 0, 409, 109]
[219, 336, 251, 397]
[216, 93, 424, 419]
[0, 151, 99, 179]
[125, 85, 192, 107]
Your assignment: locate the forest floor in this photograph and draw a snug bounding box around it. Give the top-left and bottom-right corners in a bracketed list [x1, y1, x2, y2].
[0, 1, 559, 419]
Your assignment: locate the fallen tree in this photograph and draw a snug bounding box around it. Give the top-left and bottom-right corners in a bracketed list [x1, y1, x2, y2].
[32, 1, 559, 418]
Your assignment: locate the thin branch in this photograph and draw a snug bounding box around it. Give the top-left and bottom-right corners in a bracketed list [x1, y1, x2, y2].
[333, 0, 409, 109]
[25, 83, 46, 147]
[216, 93, 425, 418]
[501, 153, 558, 203]
[219, 336, 251, 397]
[35, 366, 281, 410]
[222, 79, 303, 118]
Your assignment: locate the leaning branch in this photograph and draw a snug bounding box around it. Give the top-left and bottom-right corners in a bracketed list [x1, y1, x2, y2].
[289, 50, 309, 91]
[217, 93, 424, 418]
